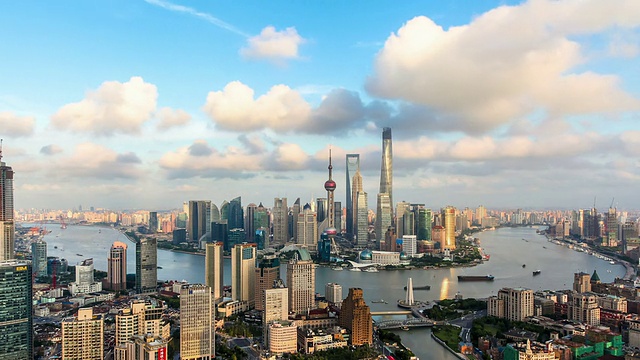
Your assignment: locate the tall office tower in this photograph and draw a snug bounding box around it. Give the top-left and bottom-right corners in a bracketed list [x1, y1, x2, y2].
[402, 209, 415, 237]
[573, 272, 592, 293]
[180, 284, 214, 359]
[136, 238, 157, 294]
[188, 200, 211, 242]
[228, 196, 244, 230]
[0, 146, 14, 261]
[325, 282, 343, 307]
[379, 127, 393, 205]
[107, 241, 127, 291]
[212, 221, 228, 250]
[487, 287, 534, 322]
[227, 228, 246, 250]
[334, 201, 342, 232]
[316, 198, 327, 223]
[31, 239, 47, 276]
[254, 202, 269, 230]
[324, 150, 337, 232]
[475, 205, 487, 226]
[375, 193, 392, 247]
[211, 203, 220, 223]
[297, 204, 318, 248]
[356, 191, 369, 247]
[70, 258, 103, 295]
[232, 243, 256, 307]
[287, 249, 315, 314]
[442, 206, 457, 250]
[568, 292, 600, 326]
[220, 200, 229, 221]
[345, 154, 360, 239]
[254, 256, 280, 311]
[606, 207, 618, 247]
[402, 235, 417, 257]
[339, 288, 373, 346]
[115, 300, 170, 346]
[245, 203, 257, 242]
[273, 198, 288, 244]
[263, 287, 288, 345]
[417, 208, 432, 241]
[0, 261, 32, 358]
[62, 308, 104, 360]
[205, 242, 223, 301]
[255, 228, 268, 250]
[148, 211, 158, 233]
[395, 202, 410, 237]
[290, 198, 300, 242]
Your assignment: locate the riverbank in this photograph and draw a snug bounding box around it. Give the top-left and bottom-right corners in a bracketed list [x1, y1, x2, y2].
[431, 332, 467, 360]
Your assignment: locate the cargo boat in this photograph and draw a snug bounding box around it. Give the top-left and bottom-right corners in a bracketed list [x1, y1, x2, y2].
[404, 285, 431, 290]
[457, 275, 494, 282]
[533, 270, 541, 275]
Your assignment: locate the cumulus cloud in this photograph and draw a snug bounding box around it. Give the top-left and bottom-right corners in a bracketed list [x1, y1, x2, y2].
[40, 144, 63, 156]
[156, 107, 191, 130]
[203, 81, 372, 134]
[0, 111, 35, 137]
[241, 26, 305, 63]
[52, 143, 143, 179]
[51, 76, 157, 136]
[366, 0, 640, 134]
[159, 139, 311, 179]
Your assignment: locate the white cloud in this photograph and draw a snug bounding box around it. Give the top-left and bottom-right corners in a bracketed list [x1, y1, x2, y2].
[366, 0, 640, 134]
[156, 107, 191, 130]
[50, 143, 143, 179]
[0, 111, 35, 137]
[240, 26, 305, 63]
[51, 76, 157, 136]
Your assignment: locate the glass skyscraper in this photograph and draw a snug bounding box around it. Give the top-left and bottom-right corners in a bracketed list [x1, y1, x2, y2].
[0, 260, 33, 359]
[379, 127, 393, 209]
[136, 238, 157, 294]
[0, 150, 14, 261]
[345, 154, 360, 238]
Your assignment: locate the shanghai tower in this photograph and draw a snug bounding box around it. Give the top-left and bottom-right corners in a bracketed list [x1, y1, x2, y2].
[379, 127, 393, 208]
[0, 141, 14, 261]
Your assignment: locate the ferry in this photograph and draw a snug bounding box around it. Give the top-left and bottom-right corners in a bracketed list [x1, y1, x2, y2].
[610, 261, 615, 265]
[371, 299, 387, 304]
[363, 267, 379, 273]
[404, 285, 431, 290]
[401, 326, 409, 331]
[533, 270, 541, 276]
[457, 275, 494, 282]
[349, 268, 361, 272]
[331, 266, 343, 271]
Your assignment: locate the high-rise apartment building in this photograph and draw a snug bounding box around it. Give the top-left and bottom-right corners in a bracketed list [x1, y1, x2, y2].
[115, 300, 170, 346]
[339, 288, 372, 346]
[107, 241, 127, 291]
[379, 127, 393, 213]
[273, 198, 288, 244]
[0, 148, 14, 261]
[573, 272, 592, 293]
[115, 335, 169, 360]
[487, 287, 534, 322]
[568, 292, 600, 326]
[180, 284, 214, 359]
[254, 256, 280, 312]
[136, 238, 157, 294]
[375, 193, 392, 247]
[606, 207, 618, 247]
[263, 287, 288, 346]
[148, 211, 158, 233]
[70, 258, 102, 295]
[62, 308, 104, 360]
[232, 243, 256, 307]
[325, 283, 343, 307]
[287, 249, 315, 314]
[442, 206, 456, 250]
[356, 190, 368, 247]
[188, 200, 211, 242]
[31, 239, 47, 276]
[205, 242, 224, 301]
[345, 154, 360, 239]
[297, 204, 318, 248]
[0, 260, 32, 359]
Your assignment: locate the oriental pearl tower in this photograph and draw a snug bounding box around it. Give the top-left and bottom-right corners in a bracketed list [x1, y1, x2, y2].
[324, 149, 337, 237]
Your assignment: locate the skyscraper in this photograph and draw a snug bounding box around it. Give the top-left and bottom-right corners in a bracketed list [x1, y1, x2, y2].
[325, 283, 343, 307]
[254, 255, 280, 312]
[232, 243, 256, 307]
[180, 284, 214, 359]
[107, 241, 127, 291]
[273, 198, 288, 244]
[245, 203, 257, 242]
[287, 249, 315, 315]
[228, 196, 244, 230]
[356, 190, 369, 247]
[297, 204, 318, 248]
[115, 300, 170, 346]
[375, 193, 392, 247]
[205, 242, 223, 301]
[136, 238, 157, 294]
[0, 146, 14, 261]
[0, 260, 32, 358]
[148, 211, 158, 233]
[188, 200, 211, 242]
[379, 127, 393, 212]
[339, 288, 373, 346]
[442, 206, 456, 250]
[31, 239, 47, 277]
[263, 287, 288, 346]
[324, 150, 337, 232]
[62, 308, 103, 360]
[345, 154, 360, 239]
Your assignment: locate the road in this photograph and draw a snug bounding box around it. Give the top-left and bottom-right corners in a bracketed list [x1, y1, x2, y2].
[447, 310, 487, 343]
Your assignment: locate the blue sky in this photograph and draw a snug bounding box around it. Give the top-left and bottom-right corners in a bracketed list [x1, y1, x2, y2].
[1, 0, 639, 211]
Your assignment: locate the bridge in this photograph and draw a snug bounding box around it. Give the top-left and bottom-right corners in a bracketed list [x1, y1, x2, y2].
[371, 310, 412, 316]
[374, 317, 435, 330]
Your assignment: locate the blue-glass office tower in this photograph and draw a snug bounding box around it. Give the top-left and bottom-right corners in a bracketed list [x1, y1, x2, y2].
[0, 260, 33, 359]
[228, 196, 244, 230]
[318, 232, 332, 262]
[345, 154, 360, 239]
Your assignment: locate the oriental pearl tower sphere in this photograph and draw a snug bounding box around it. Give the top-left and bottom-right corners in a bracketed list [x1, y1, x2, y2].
[324, 149, 337, 237]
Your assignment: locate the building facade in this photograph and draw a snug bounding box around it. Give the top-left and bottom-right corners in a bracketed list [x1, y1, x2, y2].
[180, 284, 214, 359]
[31, 240, 47, 276]
[107, 241, 127, 291]
[0, 151, 14, 261]
[287, 250, 315, 315]
[136, 238, 157, 294]
[345, 154, 360, 239]
[62, 308, 104, 360]
[205, 242, 223, 301]
[0, 260, 32, 359]
[231, 243, 256, 307]
[273, 198, 288, 244]
[339, 288, 372, 346]
[254, 256, 280, 312]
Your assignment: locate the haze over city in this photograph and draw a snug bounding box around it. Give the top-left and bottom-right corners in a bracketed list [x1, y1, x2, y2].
[1, 0, 640, 210]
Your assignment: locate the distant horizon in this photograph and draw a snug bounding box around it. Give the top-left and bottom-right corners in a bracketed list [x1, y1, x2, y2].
[2, 1, 639, 210]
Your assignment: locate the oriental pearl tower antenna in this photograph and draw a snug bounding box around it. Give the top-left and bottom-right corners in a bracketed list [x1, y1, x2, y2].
[324, 147, 337, 237]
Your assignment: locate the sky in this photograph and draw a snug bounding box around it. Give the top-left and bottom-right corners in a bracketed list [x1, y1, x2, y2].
[1, 0, 640, 211]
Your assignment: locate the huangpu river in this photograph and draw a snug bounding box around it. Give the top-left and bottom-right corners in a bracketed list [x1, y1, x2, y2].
[41, 225, 625, 360]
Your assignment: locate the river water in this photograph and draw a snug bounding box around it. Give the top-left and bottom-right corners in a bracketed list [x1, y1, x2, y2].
[41, 225, 625, 360]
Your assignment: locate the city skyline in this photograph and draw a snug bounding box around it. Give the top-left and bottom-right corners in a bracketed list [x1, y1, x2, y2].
[1, 1, 640, 210]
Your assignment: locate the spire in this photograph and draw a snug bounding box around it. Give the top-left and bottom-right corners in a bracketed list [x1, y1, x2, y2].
[328, 147, 333, 180]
